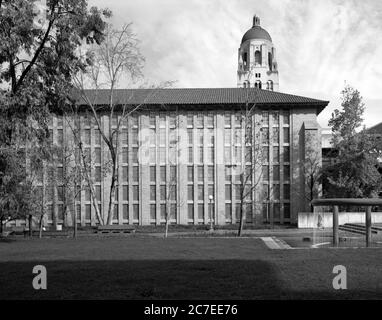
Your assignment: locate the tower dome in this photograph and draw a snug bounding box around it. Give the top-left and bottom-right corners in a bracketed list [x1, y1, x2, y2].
[237, 15, 279, 91]
[241, 16, 272, 43]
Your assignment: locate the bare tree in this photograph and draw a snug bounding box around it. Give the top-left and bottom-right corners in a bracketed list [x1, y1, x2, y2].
[232, 96, 264, 237]
[72, 23, 145, 225]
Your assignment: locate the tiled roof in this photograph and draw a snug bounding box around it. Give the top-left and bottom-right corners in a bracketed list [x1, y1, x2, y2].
[75, 87, 329, 109]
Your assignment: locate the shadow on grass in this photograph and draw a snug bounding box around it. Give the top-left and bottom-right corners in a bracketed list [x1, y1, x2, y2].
[1, 260, 382, 300]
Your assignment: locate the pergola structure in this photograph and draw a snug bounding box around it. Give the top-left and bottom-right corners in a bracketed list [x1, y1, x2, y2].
[311, 198, 382, 247]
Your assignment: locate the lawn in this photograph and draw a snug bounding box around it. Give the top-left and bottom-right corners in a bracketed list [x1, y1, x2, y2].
[1, 236, 382, 299]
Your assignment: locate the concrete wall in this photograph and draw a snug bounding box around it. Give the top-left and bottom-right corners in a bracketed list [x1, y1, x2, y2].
[298, 211, 382, 228]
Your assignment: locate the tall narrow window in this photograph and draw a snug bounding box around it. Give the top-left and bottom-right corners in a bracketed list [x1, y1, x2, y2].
[255, 50, 262, 64]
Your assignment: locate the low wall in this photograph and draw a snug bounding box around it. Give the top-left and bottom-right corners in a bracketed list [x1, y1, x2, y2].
[298, 212, 382, 228]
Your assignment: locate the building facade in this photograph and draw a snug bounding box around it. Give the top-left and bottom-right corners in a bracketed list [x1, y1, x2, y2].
[36, 88, 328, 228]
[237, 15, 279, 91]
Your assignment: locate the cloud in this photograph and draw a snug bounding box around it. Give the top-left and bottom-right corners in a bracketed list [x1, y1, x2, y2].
[88, 0, 382, 128]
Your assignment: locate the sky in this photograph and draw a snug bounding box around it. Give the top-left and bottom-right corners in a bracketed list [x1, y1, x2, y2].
[88, 0, 382, 129]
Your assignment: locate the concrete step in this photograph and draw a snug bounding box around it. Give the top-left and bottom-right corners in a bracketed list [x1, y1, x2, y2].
[339, 224, 379, 235]
[345, 223, 382, 232]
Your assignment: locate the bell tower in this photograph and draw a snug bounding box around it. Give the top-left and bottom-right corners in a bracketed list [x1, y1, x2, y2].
[237, 15, 279, 91]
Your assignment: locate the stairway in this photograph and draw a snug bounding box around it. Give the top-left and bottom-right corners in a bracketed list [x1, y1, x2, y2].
[339, 223, 382, 235]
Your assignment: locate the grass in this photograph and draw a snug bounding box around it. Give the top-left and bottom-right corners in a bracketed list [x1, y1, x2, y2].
[1, 236, 382, 299]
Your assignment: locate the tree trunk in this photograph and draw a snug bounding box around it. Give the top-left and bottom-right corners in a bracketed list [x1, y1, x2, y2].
[38, 214, 44, 238]
[238, 200, 245, 237]
[106, 155, 118, 225]
[73, 209, 77, 239]
[165, 214, 169, 238]
[28, 214, 33, 237]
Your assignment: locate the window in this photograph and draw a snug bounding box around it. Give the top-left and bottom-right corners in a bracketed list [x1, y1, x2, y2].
[274, 203, 280, 219]
[262, 165, 269, 181]
[207, 129, 214, 144]
[149, 129, 156, 145]
[122, 185, 128, 201]
[224, 114, 231, 127]
[187, 114, 193, 127]
[206, 114, 213, 127]
[150, 166, 156, 182]
[254, 50, 262, 64]
[160, 185, 166, 200]
[159, 147, 166, 163]
[197, 166, 204, 182]
[273, 165, 280, 181]
[234, 146, 241, 163]
[159, 129, 166, 145]
[95, 166, 101, 182]
[225, 185, 231, 200]
[263, 184, 269, 200]
[188, 204, 194, 220]
[84, 129, 91, 145]
[225, 166, 231, 181]
[196, 114, 203, 128]
[263, 146, 269, 162]
[198, 185, 204, 200]
[150, 205, 156, 220]
[131, 128, 138, 145]
[225, 204, 232, 220]
[207, 166, 214, 182]
[197, 129, 204, 145]
[150, 186, 156, 201]
[132, 147, 138, 163]
[187, 129, 193, 144]
[273, 147, 279, 163]
[255, 80, 262, 89]
[121, 128, 128, 145]
[262, 127, 269, 143]
[132, 166, 139, 182]
[284, 184, 290, 200]
[225, 129, 231, 145]
[159, 114, 166, 128]
[95, 130, 101, 145]
[284, 203, 291, 219]
[133, 204, 139, 220]
[170, 166, 176, 181]
[160, 166, 166, 182]
[224, 147, 231, 163]
[188, 147, 193, 163]
[149, 147, 156, 163]
[85, 204, 91, 220]
[273, 127, 279, 144]
[272, 112, 279, 125]
[262, 111, 269, 124]
[198, 146, 203, 163]
[207, 147, 214, 163]
[283, 127, 290, 143]
[283, 111, 290, 125]
[187, 166, 194, 182]
[284, 165, 290, 181]
[122, 166, 128, 181]
[273, 184, 280, 200]
[187, 185, 194, 201]
[95, 148, 101, 163]
[198, 204, 204, 220]
[95, 185, 101, 201]
[131, 186, 139, 202]
[283, 147, 290, 163]
[57, 129, 63, 145]
[149, 114, 156, 127]
[208, 185, 214, 199]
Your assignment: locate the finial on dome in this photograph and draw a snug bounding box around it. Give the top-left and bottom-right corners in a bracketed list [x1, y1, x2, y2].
[253, 15, 260, 27]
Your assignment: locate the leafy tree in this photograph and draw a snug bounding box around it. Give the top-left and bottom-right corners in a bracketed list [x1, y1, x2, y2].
[323, 85, 382, 201]
[0, 0, 110, 224]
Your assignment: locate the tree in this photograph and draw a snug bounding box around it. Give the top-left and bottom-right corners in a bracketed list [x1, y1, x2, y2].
[72, 23, 145, 225]
[233, 92, 264, 237]
[323, 85, 382, 201]
[0, 0, 110, 225]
